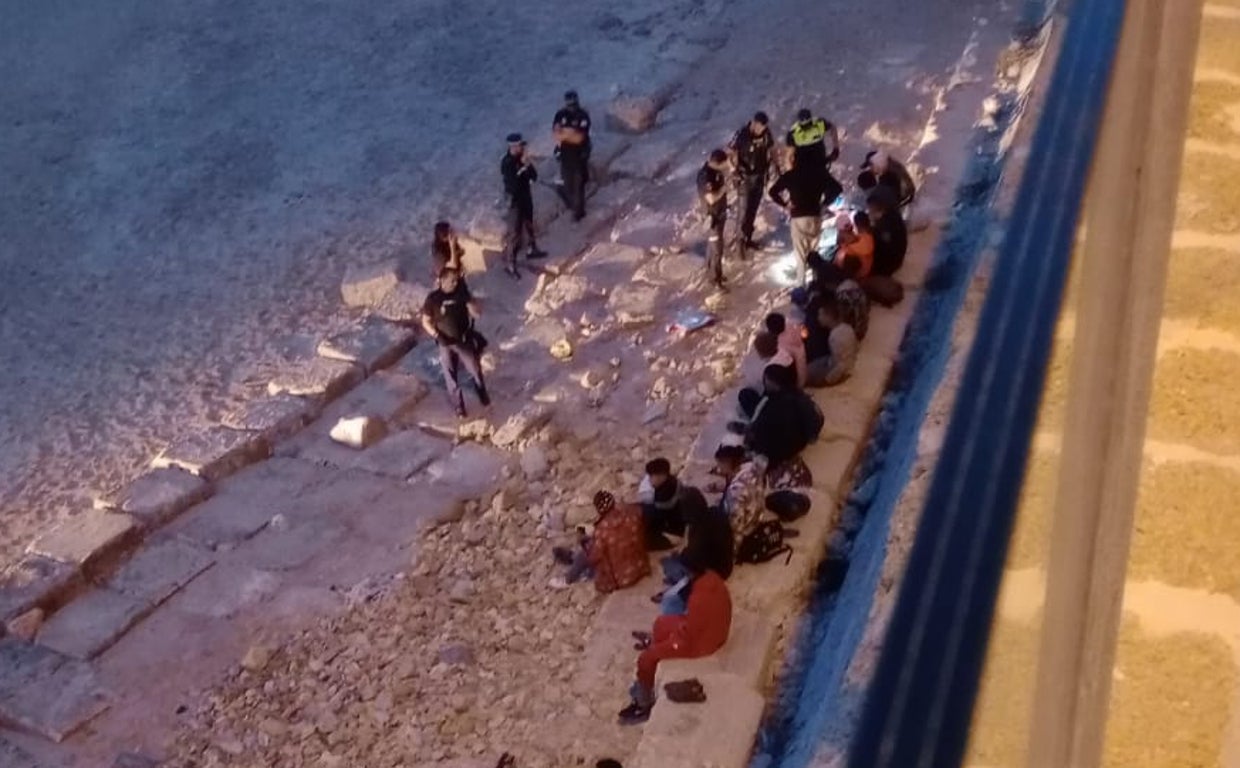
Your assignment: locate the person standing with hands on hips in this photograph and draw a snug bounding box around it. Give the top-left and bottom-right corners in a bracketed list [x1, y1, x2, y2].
[552, 90, 592, 222]
[500, 133, 547, 279]
[420, 267, 491, 419]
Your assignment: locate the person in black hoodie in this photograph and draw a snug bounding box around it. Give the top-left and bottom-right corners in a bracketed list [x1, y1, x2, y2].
[769, 153, 842, 286]
[744, 364, 808, 466]
[641, 457, 687, 550]
[867, 187, 908, 277]
[663, 486, 733, 586]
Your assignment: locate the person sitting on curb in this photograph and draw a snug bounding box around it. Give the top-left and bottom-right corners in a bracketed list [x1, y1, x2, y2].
[710, 442, 766, 554]
[764, 312, 807, 389]
[638, 458, 687, 550]
[858, 149, 917, 211]
[744, 364, 810, 465]
[805, 292, 859, 387]
[620, 555, 732, 725]
[834, 211, 875, 279]
[835, 255, 870, 341]
[738, 331, 796, 419]
[864, 186, 909, 307]
[550, 491, 649, 592]
[656, 486, 734, 614]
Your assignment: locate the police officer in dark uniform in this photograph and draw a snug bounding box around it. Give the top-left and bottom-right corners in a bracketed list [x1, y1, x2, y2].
[697, 149, 730, 290]
[500, 133, 547, 279]
[786, 108, 841, 181]
[728, 111, 776, 251]
[552, 90, 592, 222]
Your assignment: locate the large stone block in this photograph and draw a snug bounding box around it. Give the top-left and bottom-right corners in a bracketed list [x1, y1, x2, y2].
[222, 393, 320, 445]
[372, 281, 431, 324]
[491, 404, 554, 448]
[655, 610, 779, 691]
[607, 282, 661, 326]
[37, 588, 151, 660]
[0, 556, 81, 623]
[631, 672, 764, 768]
[801, 437, 861, 501]
[572, 242, 648, 286]
[340, 260, 403, 308]
[95, 467, 211, 528]
[730, 548, 819, 615]
[605, 93, 662, 133]
[0, 638, 111, 741]
[27, 512, 138, 570]
[106, 538, 215, 606]
[151, 426, 270, 482]
[864, 308, 911, 362]
[424, 443, 511, 501]
[320, 370, 428, 426]
[317, 317, 418, 373]
[267, 358, 364, 402]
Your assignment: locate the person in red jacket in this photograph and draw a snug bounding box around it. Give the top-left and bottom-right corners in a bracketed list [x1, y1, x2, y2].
[551, 491, 650, 593]
[618, 559, 733, 724]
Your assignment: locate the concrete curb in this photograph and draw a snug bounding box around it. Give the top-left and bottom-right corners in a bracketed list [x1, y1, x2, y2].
[606, 284, 924, 768]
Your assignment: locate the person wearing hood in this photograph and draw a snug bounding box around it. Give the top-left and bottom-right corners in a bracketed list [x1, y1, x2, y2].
[550, 490, 649, 592]
[858, 149, 917, 210]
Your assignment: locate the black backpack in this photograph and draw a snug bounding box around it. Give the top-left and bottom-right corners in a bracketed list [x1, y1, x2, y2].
[736, 520, 794, 565]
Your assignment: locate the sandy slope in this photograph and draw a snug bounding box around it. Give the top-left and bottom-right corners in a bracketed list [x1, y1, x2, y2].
[0, 0, 997, 569]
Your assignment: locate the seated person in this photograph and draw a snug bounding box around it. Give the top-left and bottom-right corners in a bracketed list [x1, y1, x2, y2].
[744, 364, 808, 465]
[550, 491, 650, 592]
[620, 556, 732, 725]
[868, 187, 908, 278]
[805, 293, 859, 387]
[659, 486, 734, 609]
[833, 211, 875, 279]
[738, 331, 795, 419]
[763, 312, 807, 389]
[711, 442, 767, 553]
[835, 255, 871, 341]
[857, 150, 917, 210]
[639, 457, 687, 550]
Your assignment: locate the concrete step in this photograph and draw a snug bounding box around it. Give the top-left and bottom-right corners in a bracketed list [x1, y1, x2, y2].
[630, 671, 765, 768]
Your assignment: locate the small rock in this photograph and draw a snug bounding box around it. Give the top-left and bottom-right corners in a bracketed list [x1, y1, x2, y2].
[697, 380, 716, 398]
[606, 93, 662, 133]
[241, 644, 272, 672]
[520, 445, 550, 479]
[462, 523, 487, 547]
[329, 416, 388, 449]
[449, 579, 475, 603]
[269, 513, 290, 531]
[457, 418, 491, 441]
[5, 607, 43, 641]
[641, 401, 668, 425]
[549, 339, 574, 360]
[491, 404, 553, 448]
[437, 642, 476, 666]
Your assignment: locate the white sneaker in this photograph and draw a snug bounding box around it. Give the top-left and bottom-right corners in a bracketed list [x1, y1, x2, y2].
[548, 576, 569, 590]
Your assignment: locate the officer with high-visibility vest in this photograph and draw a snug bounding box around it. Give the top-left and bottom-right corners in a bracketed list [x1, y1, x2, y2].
[785, 108, 840, 179]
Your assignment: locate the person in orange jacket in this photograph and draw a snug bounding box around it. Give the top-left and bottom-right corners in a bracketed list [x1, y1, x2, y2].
[619, 557, 733, 724]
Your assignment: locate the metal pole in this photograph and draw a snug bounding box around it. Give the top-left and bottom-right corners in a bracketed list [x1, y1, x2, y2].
[1025, 0, 1203, 765]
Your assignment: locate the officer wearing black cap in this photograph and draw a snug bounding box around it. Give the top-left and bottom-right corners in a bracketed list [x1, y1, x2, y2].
[697, 148, 731, 290]
[552, 90, 592, 221]
[500, 133, 546, 279]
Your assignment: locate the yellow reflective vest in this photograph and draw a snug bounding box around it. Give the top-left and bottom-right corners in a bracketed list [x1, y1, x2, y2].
[790, 118, 827, 147]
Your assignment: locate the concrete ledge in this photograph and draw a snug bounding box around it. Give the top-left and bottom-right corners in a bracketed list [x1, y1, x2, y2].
[27, 512, 138, 572]
[655, 610, 779, 691]
[37, 588, 152, 660]
[813, 390, 879, 445]
[267, 358, 365, 402]
[0, 637, 111, 742]
[317, 318, 418, 374]
[151, 426, 271, 483]
[802, 437, 862, 501]
[222, 394, 322, 446]
[0, 556, 82, 624]
[864, 307, 913, 362]
[94, 467, 212, 529]
[630, 672, 766, 768]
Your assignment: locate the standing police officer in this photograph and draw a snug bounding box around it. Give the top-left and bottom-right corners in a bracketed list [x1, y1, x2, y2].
[728, 111, 776, 251]
[552, 90, 592, 222]
[785, 108, 841, 181]
[500, 133, 547, 279]
[697, 149, 731, 291]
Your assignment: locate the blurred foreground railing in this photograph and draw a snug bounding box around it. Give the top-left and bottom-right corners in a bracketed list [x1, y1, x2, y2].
[847, 0, 1203, 766]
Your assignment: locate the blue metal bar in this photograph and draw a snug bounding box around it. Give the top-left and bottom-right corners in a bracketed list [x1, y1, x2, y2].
[847, 1, 1128, 766]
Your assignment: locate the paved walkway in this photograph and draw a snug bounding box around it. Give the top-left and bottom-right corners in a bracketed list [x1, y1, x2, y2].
[967, 4, 1240, 766]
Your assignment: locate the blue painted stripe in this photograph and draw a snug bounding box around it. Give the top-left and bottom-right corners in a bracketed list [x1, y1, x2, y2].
[848, 1, 1127, 767]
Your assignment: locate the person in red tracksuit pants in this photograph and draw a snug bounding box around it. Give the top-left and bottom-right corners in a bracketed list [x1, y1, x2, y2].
[618, 562, 732, 724]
